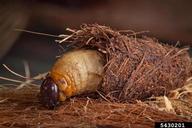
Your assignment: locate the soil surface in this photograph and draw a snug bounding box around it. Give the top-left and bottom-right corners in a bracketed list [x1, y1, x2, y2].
[0, 87, 191, 128]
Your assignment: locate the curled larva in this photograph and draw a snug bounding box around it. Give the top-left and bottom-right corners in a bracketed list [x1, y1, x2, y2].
[40, 50, 104, 109]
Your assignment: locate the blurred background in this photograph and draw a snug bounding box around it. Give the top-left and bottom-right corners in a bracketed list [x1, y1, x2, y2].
[0, 0, 192, 78]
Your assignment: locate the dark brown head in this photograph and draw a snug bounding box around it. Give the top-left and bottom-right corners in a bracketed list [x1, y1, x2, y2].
[40, 76, 60, 109]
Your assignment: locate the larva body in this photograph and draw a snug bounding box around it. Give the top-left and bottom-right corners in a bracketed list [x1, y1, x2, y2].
[40, 50, 104, 108]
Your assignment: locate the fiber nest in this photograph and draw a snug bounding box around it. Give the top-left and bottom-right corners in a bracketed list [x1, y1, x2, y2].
[58, 24, 192, 102]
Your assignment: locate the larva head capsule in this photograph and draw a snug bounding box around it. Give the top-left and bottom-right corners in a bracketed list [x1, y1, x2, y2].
[40, 76, 60, 109]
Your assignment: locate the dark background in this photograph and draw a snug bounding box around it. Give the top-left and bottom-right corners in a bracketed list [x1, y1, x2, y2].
[0, 0, 192, 79]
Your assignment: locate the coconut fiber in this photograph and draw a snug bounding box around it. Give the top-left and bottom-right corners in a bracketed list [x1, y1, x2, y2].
[59, 24, 192, 102]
